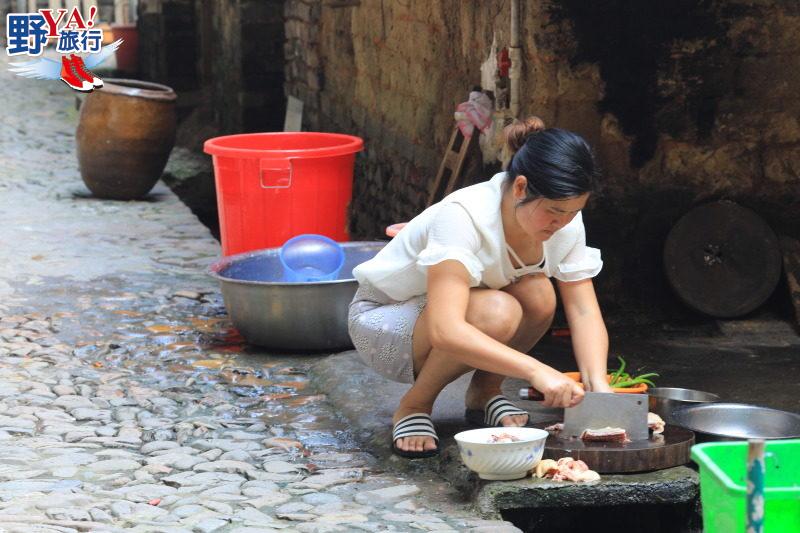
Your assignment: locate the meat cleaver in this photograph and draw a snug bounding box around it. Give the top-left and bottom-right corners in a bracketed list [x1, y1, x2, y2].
[562, 391, 649, 441]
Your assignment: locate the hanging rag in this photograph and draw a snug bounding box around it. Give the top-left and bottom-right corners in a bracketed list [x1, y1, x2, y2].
[454, 91, 493, 138]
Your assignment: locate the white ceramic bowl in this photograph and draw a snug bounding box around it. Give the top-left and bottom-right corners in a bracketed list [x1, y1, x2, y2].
[454, 427, 548, 480]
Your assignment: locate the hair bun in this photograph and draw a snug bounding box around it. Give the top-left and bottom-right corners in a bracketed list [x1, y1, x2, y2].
[504, 116, 546, 154]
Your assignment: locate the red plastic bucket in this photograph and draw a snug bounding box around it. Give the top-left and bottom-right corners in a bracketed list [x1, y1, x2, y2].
[204, 132, 364, 256]
[110, 23, 139, 74]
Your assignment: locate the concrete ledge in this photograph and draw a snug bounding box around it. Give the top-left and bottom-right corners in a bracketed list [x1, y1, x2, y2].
[310, 351, 699, 519]
[474, 467, 698, 517]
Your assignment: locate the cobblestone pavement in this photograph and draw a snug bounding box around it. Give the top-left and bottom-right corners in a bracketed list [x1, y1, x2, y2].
[0, 51, 521, 533]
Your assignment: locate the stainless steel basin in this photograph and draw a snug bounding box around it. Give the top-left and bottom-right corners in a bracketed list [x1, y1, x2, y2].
[648, 387, 721, 425]
[208, 241, 385, 351]
[672, 403, 800, 442]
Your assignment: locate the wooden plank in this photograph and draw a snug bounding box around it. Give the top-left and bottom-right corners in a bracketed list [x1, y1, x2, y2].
[426, 126, 480, 206]
[426, 127, 460, 207]
[444, 131, 479, 196]
[442, 153, 459, 168]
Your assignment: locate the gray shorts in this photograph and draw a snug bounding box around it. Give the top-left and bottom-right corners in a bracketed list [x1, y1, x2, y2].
[347, 283, 427, 384]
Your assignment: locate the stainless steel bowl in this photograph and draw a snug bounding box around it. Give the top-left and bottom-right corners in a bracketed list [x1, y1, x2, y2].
[672, 403, 800, 442]
[648, 387, 721, 425]
[208, 241, 385, 351]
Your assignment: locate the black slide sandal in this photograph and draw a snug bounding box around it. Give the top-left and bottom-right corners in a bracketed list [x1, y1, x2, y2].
[391, 412, 441, 458]
[465, 395, 530, 427]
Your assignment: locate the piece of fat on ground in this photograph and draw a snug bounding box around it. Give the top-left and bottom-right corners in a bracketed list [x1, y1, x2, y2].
[533, 458, 558, 478]
[537, 457, 601, 483]
[576, 469, 601, 482]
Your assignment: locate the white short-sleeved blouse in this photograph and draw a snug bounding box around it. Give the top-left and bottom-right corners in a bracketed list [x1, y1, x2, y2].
[353, 172, 603, 302]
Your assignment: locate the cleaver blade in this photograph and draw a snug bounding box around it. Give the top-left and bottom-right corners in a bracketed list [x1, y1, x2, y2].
[562, 391, 649, 441]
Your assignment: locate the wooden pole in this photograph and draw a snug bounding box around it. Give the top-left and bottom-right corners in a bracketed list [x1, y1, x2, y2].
[746, 439, 766, 533]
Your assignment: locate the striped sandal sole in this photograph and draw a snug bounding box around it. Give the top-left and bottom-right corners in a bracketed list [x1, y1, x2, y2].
[391, 412, 440, 458]
[465, 395, 530, 427]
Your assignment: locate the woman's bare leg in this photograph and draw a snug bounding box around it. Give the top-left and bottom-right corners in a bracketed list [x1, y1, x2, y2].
[393, 289, 523, 453]
[465, 274, 557, 421]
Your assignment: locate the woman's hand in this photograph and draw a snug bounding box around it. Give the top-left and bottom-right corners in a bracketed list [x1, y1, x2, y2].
[530, 366, 585, 408]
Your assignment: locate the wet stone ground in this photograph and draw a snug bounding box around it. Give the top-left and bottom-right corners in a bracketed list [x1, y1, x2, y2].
[0, 52, 520, 532]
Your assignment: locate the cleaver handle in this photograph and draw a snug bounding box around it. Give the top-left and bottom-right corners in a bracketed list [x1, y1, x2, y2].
[518, 387, 544, 401]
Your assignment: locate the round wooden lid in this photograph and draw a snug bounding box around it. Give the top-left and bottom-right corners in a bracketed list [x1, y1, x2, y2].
[663, 201, 782, 318]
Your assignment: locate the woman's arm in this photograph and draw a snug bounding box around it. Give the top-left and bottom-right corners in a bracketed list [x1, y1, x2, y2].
[556, 278, 612, 393]
[428, 260, 584, 407]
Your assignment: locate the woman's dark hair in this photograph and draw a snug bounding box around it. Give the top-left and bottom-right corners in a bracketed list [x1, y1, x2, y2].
[504, 116, 600, 204]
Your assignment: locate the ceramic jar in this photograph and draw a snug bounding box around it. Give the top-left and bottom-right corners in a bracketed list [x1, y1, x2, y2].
[76, 78, 176, 200]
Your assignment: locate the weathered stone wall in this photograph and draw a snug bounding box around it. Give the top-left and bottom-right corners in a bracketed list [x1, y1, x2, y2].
[284, 0, 800, 312]
[542, 1, 800, 305]
[284, 1, 503, 235]
[203, 0, 285, 134]
[136, 0, 287, 241]
[138, 0, 198, 92]
[139, 0, 285, 138]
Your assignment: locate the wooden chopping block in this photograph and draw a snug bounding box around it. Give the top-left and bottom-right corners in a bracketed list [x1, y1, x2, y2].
[537, 424, 695, 474]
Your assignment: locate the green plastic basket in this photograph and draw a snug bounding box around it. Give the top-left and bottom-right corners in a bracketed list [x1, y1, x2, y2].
[691, 439, 800, 532]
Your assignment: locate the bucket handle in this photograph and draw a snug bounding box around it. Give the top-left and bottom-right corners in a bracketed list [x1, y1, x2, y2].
[259, 158, 294, 189]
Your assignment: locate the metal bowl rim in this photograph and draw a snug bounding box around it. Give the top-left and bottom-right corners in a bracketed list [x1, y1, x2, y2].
[673, 402, 800, 439]
[207, 241, 386, 287]
[648, 387, 722, 402]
